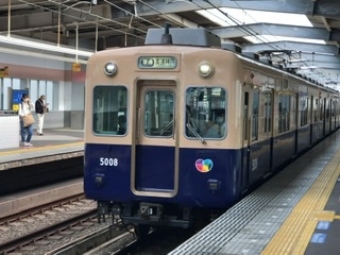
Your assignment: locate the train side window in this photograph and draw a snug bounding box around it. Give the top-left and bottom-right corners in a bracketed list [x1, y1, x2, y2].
[278, 94, 291, 133]
[314, 98, 319, 122]
[263, 92, 272, 134]
[320, 99, 324, 121]
[300, 95, 308, 126]
[92, 86, 127, 136]
[252, 90, 259, 140]
[185, 87, 227, 139]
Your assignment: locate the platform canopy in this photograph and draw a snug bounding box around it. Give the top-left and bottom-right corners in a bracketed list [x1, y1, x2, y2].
[0, 0, 339, 89]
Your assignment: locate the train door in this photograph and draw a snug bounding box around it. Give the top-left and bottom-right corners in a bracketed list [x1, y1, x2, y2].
[132, 81, 178, 197]
[241, 87, 251, 192]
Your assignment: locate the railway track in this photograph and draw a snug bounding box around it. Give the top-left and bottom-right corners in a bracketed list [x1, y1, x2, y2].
[0, 192, 136, 255]
[111, 228, 194, 255]
[0, 194, 86, 226]
[0, 209, 96, 254]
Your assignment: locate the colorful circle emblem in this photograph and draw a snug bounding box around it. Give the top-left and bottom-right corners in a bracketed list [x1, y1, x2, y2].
[195, 158, 213, 173]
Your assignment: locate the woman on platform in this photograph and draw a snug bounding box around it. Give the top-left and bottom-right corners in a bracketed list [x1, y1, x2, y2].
[18, 94, 35, 147]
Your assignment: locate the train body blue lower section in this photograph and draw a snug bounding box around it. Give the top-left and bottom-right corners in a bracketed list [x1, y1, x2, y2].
[84, 128, 316, 209]
[84, 144, 242, 208]
[135, 145, 175, 191]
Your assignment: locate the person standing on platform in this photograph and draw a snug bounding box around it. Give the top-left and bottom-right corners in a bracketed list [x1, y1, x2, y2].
[18, 94, 35, 147]
[35, 95, 49, 136]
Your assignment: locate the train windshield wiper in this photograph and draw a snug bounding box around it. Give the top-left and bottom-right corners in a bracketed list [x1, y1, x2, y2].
[160, 120, 174, 135]
[186, 123, 206, 144]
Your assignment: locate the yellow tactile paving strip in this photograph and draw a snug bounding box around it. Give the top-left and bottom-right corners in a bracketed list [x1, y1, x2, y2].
[261, 148, 340, 255]
[0, 141, 84, 156]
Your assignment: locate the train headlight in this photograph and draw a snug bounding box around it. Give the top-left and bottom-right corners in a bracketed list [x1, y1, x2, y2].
[104, 62, 118, 76]
[198, 62, 214, 78]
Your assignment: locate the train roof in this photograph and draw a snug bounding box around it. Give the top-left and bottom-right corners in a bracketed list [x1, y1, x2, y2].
[145, 28, 221, 48]
[145, 28, 338, 94]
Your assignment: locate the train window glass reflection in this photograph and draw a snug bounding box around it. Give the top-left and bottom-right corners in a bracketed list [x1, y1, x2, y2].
[300, 95, 308, 126]
[320, 99, 324, 121]
[263, 92, 272, 134]
[278, 94, 291, 133]
[252, 91, 260, 140]
[314, 98, 319, 122]
[185, 87, 227, 139]
[144, 90, 174, 137]
[93, 86, 127, 135]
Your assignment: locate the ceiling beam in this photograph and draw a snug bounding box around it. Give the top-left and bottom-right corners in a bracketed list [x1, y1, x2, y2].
[159, 14, 200, 28]
[314, 0, 340, 19]
[285, 52, 340, 63]
[282, 62, 340, 70]
[242, 41, 339, 55]
[135, 0, 340, 20]
[135, 0, 316, 16]
[211, 23, 331, 41]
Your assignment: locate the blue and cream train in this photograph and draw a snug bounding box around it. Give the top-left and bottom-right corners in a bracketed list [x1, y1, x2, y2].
[84, 28, 340, 234]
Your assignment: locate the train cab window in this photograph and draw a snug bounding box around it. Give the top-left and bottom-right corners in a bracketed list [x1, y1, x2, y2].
[92, 86, 128, 136]
[144, 90, 174, 137]
[185, 87, 227, 139]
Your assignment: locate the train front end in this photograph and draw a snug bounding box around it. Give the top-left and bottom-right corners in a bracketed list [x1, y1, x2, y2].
[84, 28, 244, 231]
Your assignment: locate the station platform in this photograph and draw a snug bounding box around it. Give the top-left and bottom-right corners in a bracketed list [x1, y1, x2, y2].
[169, 129, 340, 255]
[0, 128, 84, 171]
[0, 129, 85, 217]
[0, 178, 83, 219]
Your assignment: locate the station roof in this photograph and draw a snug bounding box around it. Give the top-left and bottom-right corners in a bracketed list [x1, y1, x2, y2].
[0, 0, 339, 90]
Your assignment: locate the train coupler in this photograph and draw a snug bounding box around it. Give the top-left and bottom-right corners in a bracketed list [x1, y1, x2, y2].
[139, 202, 163, 221]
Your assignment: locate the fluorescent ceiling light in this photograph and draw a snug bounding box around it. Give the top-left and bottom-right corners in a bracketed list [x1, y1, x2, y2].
[219, 8, 313, 27]
[197, 7, 317, 45]
[0, 35, 93, 57]
[197, 8, 313, 28]
[300, 66, 318, 70]
[0, 47, 88, 64]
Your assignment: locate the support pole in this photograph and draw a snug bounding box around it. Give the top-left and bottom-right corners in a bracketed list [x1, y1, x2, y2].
[57, 4, 61, 47]
[75, 22, 79, 63]
[7, 0, 11, 37]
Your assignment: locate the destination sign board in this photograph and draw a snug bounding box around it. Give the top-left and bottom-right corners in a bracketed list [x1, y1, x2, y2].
[138, 56, 177, 69]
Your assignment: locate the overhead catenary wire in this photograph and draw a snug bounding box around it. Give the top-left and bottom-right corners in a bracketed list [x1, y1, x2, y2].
[104, 0, 163, 29]
[17, 0, 146, 40]
[201, 0, 328, 83]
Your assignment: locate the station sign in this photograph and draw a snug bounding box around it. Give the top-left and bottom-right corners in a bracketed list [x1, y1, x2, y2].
[12, 104, 19, 111]
[0, 66, 9, 78]
[72, 63, 81, 72]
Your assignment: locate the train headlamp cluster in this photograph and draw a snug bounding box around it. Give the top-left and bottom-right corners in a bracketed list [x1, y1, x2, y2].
[104, 62, 118, 76]
[198, 62, 214, 78]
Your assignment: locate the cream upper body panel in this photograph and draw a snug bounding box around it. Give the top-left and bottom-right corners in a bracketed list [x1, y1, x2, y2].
[85, 46, 247, 149]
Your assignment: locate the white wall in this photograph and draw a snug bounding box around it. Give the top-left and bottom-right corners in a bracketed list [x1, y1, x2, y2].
[0, 116, 19, 149]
